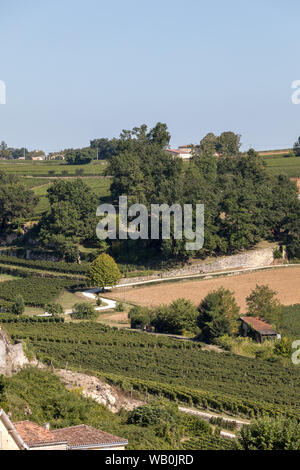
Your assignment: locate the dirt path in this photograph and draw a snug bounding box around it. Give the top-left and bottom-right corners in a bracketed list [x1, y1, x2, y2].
[104, 267, 300, 312]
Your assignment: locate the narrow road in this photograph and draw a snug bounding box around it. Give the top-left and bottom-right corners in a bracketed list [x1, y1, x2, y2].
[179, 406, 250, 439]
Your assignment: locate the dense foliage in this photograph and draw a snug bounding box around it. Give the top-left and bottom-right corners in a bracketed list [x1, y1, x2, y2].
[246, 284, 283, 326]
[106, 126, 300, 262]
[129, 299, 198, 335]
[65, 148, 95, 165]
[0, 172, 38, 231]
[197, 288, 240, 342]
[38, 179, 99, 259]
[70, 302, 97, 320]
[87, 254, 121, 289]
[238, 417, 300, 450]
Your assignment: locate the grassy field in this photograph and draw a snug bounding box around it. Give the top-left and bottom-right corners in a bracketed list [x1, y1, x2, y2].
[29, 175, 111, 216]
[263, 155, 300, 177]
[0, 160, 107, 176]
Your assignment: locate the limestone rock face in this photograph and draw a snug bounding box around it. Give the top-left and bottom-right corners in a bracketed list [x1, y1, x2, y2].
[0, 328, 29, 376]
[55, 369, 143, 412]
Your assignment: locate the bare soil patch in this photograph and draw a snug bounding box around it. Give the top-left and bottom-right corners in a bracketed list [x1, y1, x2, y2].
[105, 267, 300, 313]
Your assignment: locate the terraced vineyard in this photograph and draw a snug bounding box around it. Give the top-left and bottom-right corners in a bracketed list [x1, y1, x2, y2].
[2, 321, 300, 419]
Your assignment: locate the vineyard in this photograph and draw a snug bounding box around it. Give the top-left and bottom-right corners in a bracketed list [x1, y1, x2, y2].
[0, 278, 86, 307]
[0, 254, 89, 274]
[2, 321, 300, 419]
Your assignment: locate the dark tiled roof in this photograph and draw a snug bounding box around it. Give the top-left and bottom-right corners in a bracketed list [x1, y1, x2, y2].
[52, 425, 128, 448]
[14, 421, 67, 447]
[240, 316, 277, 334]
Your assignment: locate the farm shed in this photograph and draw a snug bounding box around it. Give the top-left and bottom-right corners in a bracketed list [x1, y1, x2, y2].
[240, 316, 280, 343]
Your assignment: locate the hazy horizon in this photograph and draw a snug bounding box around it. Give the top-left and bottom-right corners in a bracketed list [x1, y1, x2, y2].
[1, 0, 300, 153]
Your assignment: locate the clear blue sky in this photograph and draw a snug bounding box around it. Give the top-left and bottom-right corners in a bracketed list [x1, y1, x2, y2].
[1, 0, 300, 153]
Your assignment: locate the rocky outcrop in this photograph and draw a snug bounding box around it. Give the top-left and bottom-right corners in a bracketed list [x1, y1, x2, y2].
[0, 328, 29, 376]
[55, 369, 143, 413]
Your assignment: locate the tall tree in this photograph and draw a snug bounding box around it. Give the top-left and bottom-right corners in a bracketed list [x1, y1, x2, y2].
[197, 288, 240, 342]
[87, 253, 121, 290]
[0, 172, 37, 231]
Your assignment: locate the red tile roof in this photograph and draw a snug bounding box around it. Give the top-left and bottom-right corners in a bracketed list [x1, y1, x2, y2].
[240, 316, 277, 334]
[166, 148, 191, 154]
[51, 424, 128, 449]
[14, 421, 67, 447]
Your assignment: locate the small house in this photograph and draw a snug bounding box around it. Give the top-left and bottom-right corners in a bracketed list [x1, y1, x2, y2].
[0, 409, 128, 450]
[240, 316, 280, 343]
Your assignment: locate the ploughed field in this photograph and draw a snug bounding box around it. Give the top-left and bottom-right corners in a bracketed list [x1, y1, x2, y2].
[106, 267, 300, 313]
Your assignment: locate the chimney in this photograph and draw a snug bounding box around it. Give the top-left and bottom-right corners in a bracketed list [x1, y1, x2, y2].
[43, 423, 50, 431]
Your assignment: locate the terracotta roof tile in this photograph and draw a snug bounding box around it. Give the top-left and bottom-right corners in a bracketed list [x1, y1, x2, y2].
[14, 421, 67, 447]
[240, 316, 277, 334]
[52, 424, 128, 448]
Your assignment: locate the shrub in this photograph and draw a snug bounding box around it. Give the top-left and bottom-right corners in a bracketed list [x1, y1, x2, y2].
[238, 417, 300, 450]
[70, 302, 96, 320]
[45, 303, 64, 316]
[151, 299, 198, 335]
[129, 306, 152, 329]
[115, 302, 125, 312]
[11, 295, 25, 315]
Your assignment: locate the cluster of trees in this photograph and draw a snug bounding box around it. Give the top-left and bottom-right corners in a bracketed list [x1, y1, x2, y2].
[64, 148, 95, 165]
[129, 284, 283, 342]
[129, 298, 198, 336]
[0, 141, 45, 160]
[106, 124, 300, 261]
[37, 179, 100, 260]
[0, 172, 38, 232]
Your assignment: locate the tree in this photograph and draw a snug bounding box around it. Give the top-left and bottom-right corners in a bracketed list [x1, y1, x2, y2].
[217, 131, 241, 157]
[0, 172, 38, 231]
[70, 302, 96, 320]
[197, 288, 240, 342]
[45, 303, 64, 316]
[238, 417, 300, 450]
[246, 285, 282, 326]
[90, 137, 119, 160]
[293, 136, 300, 157]
[151, 298, 198, 335]
[38, 179, 99, 251]
[12, 295, 25, 315]
[147, 122, 171, 149]
[65, 148, 94, 165]
[129, 305, 152, 329]
[87, 253, 121, 290]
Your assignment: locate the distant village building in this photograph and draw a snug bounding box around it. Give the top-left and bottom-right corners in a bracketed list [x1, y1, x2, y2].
[166, 145, 220, 159]
[0, 409, 128, 450]
[166, 146, 193, 159]
[240, 316, 280, 343]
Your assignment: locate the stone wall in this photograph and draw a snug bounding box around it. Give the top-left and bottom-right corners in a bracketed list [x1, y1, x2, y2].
[119, 247, 275, 286]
